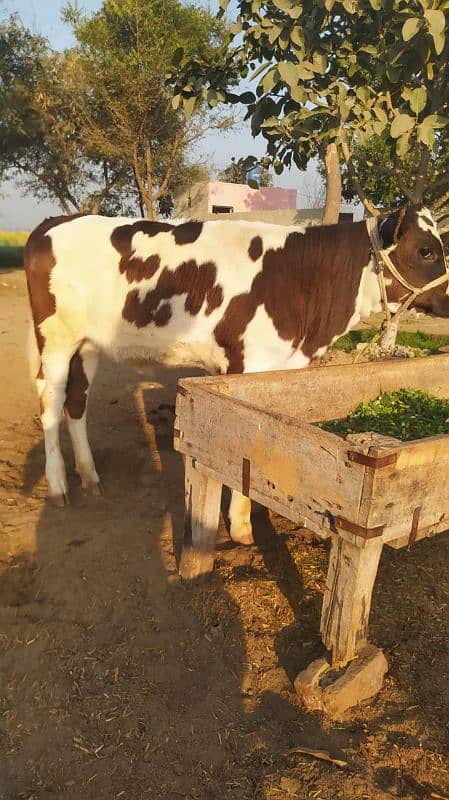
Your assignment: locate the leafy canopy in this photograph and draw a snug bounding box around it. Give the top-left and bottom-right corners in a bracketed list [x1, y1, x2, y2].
[171, 0, 449, 211]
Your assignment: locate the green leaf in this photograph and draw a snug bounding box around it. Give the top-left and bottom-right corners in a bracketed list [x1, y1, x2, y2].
[409, 86, 427, 114]
[239, 91, 256, 104]
[402, 18, 422, 42]
[390, 113, 415, 138]
[171, 47, 184, 67]
[290, 27, 303, 49]
[261, 68, 278, 93]
[247, 179, 259, 189]
[373, 118, 386, 136]
[171, 94, 181, 110]
[415, 114, 448, 147]
[424, 9, 445, 36]
[278, 60, 299, 87]
[297, 65, 314, 79]
[183, 95, 196, 119]
[373, 104, 388, 124]
[433, 31, 446, 55]
[267, 25, 281, 44]
[356, 86, 370, 103]
[369, 0, 381, 9]
[325, 0, 336, 10]
[396, 131, 410, 159]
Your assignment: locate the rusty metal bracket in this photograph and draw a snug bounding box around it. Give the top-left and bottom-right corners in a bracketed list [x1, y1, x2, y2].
[407, 506, 422, 550]
[242, 458, 251, 497]
[348, 450, 398, 469]
[334, 516, 385, 540]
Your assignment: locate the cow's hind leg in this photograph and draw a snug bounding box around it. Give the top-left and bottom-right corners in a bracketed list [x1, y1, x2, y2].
[65, 341, 100, 493]
[40, 348, 75, 506]
[229, 490, 254, 545]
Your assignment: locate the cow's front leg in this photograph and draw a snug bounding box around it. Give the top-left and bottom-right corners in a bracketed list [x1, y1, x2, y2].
[229, 490, 254, 545]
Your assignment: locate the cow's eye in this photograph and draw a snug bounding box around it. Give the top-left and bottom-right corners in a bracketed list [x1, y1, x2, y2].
[419, 247, 434, 259]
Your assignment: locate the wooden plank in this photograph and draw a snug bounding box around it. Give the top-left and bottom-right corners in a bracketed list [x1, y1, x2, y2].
[187, 458, 332, 539]
[360, 435, 449, 544]
[321, 535, 384, 668]
[179, 457, 222, 581]
[180, 353, 449, 423]
[174, 384, 367, 529]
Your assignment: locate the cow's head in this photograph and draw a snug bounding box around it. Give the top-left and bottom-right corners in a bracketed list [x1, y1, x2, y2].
[379, 205, 449, 315]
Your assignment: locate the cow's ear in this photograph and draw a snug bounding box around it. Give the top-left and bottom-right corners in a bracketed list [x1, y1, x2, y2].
[379, 206, 408, 248]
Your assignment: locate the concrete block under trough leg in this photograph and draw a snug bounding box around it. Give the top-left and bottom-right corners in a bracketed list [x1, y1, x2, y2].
[294, 644, 388, 718]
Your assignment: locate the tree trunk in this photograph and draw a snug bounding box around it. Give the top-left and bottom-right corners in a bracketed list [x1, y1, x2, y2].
[321, 143, 342, 225]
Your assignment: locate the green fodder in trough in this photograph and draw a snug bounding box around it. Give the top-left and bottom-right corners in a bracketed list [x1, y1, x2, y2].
[321, 388, 449, 442]
[333, 328, 449, 354]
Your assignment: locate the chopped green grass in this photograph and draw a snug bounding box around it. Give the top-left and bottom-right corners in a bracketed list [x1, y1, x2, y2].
[332, 328, 449, 354]
[321, 388, 449, 441]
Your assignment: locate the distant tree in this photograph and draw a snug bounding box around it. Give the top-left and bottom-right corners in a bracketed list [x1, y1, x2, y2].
[63, 0, 233, 219]
[340, 133, 449, 225]
[218, 156, 272, 187]
[0, 16, 130, 213]
[1, 4, 230, 217]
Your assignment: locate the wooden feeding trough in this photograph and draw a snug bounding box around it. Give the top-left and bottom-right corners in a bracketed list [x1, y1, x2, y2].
[173, 353, 449, 715]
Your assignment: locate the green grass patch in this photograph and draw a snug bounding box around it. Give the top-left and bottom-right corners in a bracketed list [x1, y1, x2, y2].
[333, 328, 449, 354]
[0, 231, 28, 269]
[0, 245, 24, 268]
[321, 388, 449, 441]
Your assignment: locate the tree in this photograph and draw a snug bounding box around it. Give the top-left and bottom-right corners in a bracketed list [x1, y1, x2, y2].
[218, 155, 272, 186]
[1, 3, 229, 217]
[63, 0, 232, 219]
[0, 16, 131, 214]
[171, 0, 449, 222]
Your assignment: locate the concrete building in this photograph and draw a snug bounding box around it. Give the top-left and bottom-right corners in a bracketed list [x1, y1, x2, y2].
[173, 180, 352, 225]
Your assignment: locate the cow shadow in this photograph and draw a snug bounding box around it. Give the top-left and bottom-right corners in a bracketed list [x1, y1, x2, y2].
[0, 355, 350, 799]
[5, 354, 449, 798]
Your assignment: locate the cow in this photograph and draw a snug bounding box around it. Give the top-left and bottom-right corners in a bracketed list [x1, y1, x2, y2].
[25, 205, 449, 544]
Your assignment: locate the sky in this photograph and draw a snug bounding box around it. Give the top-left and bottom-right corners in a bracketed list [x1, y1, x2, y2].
[0, 0, 332, 230]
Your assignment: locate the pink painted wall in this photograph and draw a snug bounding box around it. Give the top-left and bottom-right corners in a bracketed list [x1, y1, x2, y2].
[207, 181, 297, 213]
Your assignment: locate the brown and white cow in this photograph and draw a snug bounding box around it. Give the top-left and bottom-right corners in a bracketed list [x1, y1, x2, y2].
[25, 206, 449, 543]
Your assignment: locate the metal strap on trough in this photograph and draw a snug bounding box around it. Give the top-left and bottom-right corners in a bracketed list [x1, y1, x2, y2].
[366, 215, 449, 323]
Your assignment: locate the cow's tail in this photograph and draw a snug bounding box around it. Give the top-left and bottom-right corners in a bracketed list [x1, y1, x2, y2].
[27, 321, 42, 383]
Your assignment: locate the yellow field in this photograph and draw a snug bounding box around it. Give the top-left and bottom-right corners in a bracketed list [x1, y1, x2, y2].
[0, 230, 29, 246]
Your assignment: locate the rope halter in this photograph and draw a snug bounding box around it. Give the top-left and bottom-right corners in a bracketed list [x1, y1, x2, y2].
[365, 215, 449, 322]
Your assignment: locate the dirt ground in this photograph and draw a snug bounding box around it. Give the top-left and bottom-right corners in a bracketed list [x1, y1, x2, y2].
[2, 268, 449, 800]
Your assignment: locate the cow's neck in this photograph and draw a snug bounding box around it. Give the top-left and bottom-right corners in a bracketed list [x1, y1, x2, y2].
[335, 254, 385, 345]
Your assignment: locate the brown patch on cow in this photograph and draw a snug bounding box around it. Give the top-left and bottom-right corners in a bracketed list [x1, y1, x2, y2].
[25, 215, 84, 354]
[248, 236, 263, 261]
[172, 222, 203, 245]
[214, 293, 259, 373]
[65, 349, 89, 420]
[111, 221, 173, 283]
[214, 222, 371, 372]
[154, 303, 172, 327]
[122, 260, 221, 328]
[205, 285, 224, 316]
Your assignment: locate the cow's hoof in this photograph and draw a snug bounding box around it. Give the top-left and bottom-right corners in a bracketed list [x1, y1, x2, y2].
[48, 491, 68, 508]
[83, 480, 102, 496]
[229, 522, 254, 546]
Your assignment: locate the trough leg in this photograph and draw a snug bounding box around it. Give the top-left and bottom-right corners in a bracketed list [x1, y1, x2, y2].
[320, 534, 384, 668]
[179, 457, 222, 581]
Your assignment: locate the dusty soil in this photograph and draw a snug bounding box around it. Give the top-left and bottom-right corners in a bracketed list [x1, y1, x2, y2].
[1, 268, 449, 800]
